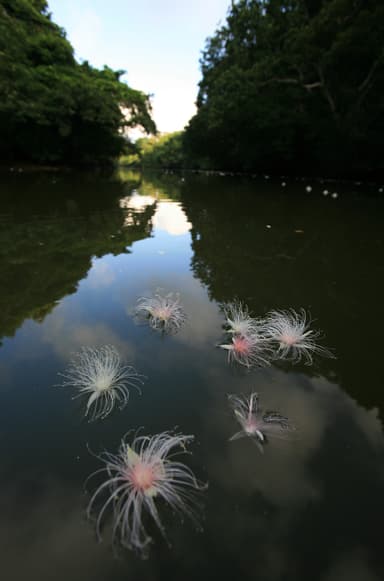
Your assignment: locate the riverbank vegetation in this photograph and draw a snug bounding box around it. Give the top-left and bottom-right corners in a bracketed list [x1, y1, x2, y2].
[1, 0, 383, 177]
[184, 0, 384, 177]
[122, 1, 384, 178]
[0, 0, 156, 165]
[120, 132, 186, 169]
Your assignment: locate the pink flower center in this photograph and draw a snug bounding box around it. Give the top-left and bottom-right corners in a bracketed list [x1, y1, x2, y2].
[244, 417, 258, 434]
[280, 332, 298, 346]
[233, 336, 251, 354]
[131, 463, 155, 491]
[155, 307, 171, 321]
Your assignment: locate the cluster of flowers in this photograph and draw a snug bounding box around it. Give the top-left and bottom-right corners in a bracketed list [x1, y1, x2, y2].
[219, 300, 333, 368]
[59, 293, 332, 557]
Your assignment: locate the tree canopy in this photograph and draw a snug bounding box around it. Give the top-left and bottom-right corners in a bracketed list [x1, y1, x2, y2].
[0, 0, 156, 164]
[184, 0, 384, 176]
[121, 132, 186, 169]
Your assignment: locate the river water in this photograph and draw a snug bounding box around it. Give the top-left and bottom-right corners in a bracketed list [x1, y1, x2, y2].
[1, 169, 384, 580]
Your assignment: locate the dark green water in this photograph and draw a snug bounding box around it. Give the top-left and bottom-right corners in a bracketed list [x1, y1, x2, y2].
[1, 169, 384, 581]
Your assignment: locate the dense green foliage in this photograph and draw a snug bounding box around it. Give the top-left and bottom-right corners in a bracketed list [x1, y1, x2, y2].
[121, 132, 186, 169]
[184, 0, 384, 176]
[0, 0, 156, 164]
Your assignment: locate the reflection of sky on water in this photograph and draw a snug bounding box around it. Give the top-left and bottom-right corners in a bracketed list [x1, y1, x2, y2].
[153, 202, 192, 236]
[0, 198, 219, 374]
[0, 478, 163, 581]
[87, 261, 116, 288]
[203, 371, 383, 503]
[119, 192, 157, 211]
[118, 192, 192, 238]
[1, 363, 382, 580]
[1, 187, 384, 580]
[199, 370, 384, 581]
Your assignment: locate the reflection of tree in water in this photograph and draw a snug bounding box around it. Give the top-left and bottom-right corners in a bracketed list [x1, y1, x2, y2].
[181, 177, 383, 306]
[180, 176, 384, 405]
[0, 171, 156, 343]
[120, 169, 183, 201]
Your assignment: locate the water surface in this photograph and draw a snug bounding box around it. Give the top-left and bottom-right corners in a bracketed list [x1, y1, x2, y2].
[1, 169, 384, 581]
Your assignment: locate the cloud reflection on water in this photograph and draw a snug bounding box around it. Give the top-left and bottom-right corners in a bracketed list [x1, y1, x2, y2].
[153, 202, 191, 236]
[197, 368, 384, 580]
[87, 261, 116, 289]
[204, 369, 383, 499]
[1, 173, 383, 580]
[41, 302, 137, 363]
[0, 478, 157, 581]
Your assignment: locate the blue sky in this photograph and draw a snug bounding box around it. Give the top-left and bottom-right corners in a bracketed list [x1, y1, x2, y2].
[48, 0, 230, 133]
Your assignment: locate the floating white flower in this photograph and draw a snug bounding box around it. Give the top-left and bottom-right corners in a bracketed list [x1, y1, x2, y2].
[222, 299, 260, 337]
[264, 308, 333, 364]
[219, 331, 271, 368]
[228, 392, 294, 449]
[136, 291, 186, 333]
[59, 345, 143, 420]
[86, 431, 205, 556]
